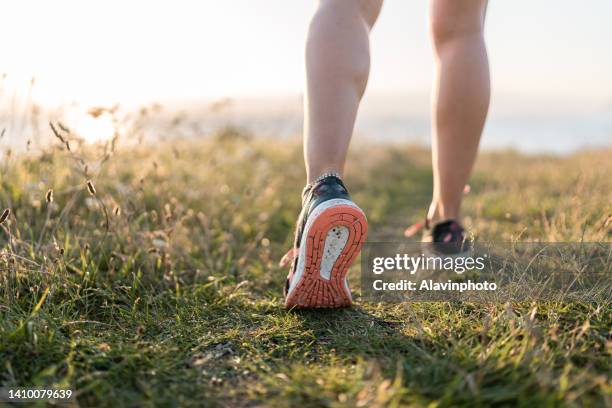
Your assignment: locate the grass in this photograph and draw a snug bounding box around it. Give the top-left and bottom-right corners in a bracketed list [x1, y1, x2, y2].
[0, 126, 610, 407]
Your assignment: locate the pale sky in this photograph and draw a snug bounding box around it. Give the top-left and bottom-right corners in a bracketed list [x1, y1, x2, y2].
[2, 0, 612, 110]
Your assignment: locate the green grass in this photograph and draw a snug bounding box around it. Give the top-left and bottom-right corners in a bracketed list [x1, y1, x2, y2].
[0, 129, 610, 407]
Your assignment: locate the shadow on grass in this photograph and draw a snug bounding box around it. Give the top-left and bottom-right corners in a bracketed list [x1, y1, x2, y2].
[284, 303, 580, 406]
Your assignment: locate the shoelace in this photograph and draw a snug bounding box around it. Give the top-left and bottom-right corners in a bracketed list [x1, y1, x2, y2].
[404, 220, 425, 237]
[279, 247, 298, 267]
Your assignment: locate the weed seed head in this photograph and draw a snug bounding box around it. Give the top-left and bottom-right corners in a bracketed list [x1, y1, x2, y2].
[86, 180, 97, 196]
[0, 208, 10, 224]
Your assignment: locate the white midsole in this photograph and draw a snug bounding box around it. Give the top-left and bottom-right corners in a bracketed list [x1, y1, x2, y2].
[287, 198, 363, 299]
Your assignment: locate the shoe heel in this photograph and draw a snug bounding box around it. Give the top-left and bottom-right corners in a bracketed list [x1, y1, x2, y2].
[285, 201, 367, 309]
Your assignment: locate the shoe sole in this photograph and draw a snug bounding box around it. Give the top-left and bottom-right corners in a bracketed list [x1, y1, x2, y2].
[285, 199, 368, 309]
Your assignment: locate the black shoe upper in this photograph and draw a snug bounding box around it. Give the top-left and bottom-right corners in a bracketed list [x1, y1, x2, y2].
[423, 219, 469, 255]
[294, 175, 350, 249]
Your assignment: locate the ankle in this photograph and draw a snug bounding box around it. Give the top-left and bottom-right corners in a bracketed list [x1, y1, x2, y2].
[307, 167, 343, 184]
[309, 171, 342, 185]
[427, 201, 461, 224]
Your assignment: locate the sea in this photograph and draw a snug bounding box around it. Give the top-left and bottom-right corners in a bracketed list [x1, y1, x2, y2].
[1, 94, 611, 155]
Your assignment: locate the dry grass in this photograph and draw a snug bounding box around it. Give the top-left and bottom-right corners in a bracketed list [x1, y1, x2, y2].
[0, 123, 610, 407]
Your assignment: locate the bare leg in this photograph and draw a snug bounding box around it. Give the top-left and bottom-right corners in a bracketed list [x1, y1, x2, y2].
[304, 0, 383, 183]
[428, 0, 490, 222]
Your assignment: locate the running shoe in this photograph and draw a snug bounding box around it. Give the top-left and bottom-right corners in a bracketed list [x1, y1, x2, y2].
[405, 218, 470, 256]
[281, 173, 368, 309]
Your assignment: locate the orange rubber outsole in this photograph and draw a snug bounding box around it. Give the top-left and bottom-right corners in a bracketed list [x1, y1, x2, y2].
[285, 204, 368, 309]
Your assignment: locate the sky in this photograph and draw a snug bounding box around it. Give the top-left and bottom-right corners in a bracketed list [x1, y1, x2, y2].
[2, 0, 612, 112]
